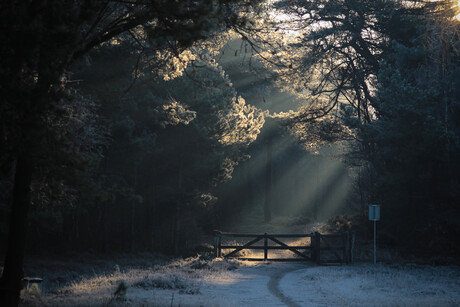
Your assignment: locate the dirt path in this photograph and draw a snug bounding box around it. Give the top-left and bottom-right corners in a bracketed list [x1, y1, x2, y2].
[267, 265, 303, 307]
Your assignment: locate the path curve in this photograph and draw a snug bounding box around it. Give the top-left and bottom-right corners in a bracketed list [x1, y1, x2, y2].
[267, 264, 307, 307]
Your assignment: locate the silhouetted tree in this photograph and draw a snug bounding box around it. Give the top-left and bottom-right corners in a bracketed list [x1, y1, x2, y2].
[0, 1, 262, 305]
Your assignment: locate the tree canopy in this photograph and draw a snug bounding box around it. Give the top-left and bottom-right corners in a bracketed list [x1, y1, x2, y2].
[0, 1, 264, 305]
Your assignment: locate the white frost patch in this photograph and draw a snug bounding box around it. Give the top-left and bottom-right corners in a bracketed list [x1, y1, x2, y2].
[280, 263, 460, 307]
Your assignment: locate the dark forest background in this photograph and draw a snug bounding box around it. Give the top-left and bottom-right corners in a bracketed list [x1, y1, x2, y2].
[1, 0, 460, 272]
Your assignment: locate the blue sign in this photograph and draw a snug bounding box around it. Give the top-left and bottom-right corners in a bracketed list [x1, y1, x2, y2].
[369, 204, 380, 221]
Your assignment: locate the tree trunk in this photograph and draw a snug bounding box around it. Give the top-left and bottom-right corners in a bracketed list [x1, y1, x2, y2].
[173, 154, 184, 255]
[129, 170, 138, 253]
[98, 204, 107, 253]
[150, 184, 156, 251]
[264, 137, 272, 223]
[244, 160, 253, 208]
[0, 155, 33, 307]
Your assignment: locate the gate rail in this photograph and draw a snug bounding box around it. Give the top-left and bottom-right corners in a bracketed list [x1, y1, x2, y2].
[214, 231, 355, 264]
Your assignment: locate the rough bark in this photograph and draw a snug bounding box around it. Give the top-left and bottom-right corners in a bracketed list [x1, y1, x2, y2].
[0, 155, 33, 307]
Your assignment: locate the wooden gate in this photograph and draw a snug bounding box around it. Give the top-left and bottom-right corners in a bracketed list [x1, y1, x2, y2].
[214, 231, 355, 264]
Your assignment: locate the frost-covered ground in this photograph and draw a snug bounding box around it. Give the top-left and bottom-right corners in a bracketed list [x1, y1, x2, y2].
[20, 255, 460, 306]
[280, 263, 460, 307]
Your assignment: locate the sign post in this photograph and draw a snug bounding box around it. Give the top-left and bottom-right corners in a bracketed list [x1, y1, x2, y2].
[368, 204, 380, 264]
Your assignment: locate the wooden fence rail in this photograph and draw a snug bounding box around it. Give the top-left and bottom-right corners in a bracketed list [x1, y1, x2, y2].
[214, 230, 355, 265]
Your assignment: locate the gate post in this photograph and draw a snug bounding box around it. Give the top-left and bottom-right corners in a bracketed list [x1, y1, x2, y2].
[264, 233, 268, 261]
[349, 231, 355, 264]
[214, 230, 222, 258]
[343, 231, 349, 264]
[314, 232, 321, 264]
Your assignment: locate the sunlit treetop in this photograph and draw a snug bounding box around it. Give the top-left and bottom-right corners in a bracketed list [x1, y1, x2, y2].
[217, 96, 266, 146]
[234, 0, 458, 118]
[143, 39, 267, 148]
[455, 0, 460, 20]
[204, 0, 458, 153]
[158, 99, 197, 127]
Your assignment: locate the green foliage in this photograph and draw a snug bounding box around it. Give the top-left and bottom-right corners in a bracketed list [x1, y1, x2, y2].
[0, 0, 268, 262]
[20, 36, 268, 253]
[279, 0, 460, 253]
[345, 30, 460, 253]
